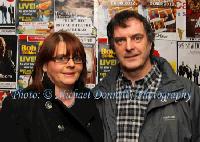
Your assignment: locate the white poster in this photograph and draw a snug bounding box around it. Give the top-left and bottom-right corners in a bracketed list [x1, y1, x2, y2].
[154, 39, 177, 72]
[177, 41, 200, 86]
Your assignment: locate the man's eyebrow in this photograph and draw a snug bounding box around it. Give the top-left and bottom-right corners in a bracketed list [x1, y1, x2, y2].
[114, 33, 144, 38]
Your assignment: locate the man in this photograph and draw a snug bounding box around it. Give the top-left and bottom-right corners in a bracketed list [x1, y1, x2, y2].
[0, 37, 15, 79]
[137, 0, 149, 20]
[92, 10, 200, 142]
[178, 61, 186, 77]
[193, 65, 199, 85]
[1, 3, 7, 24]
[8, 4, 15, 24]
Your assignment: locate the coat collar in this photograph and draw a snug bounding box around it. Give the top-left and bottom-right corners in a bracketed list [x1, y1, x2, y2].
[146, 57, 186, 114]
[41, 74, 96, 127]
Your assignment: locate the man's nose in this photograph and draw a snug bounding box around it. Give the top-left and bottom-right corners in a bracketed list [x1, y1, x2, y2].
[125, 38, 134, 51]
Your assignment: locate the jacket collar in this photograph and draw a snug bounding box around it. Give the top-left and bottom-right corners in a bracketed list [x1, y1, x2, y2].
[101, 57, 187, 114]
[146, 57, 186, 114]
[42, 74, 96, 127]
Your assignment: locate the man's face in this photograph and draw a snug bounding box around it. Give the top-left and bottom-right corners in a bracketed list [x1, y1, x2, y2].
[140, 0, 148, 6]
[113, 18, 152, 73]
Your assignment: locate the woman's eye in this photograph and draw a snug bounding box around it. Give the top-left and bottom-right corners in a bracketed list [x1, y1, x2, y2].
[58, 56, 68, 61]
[74, 56, 82, 61]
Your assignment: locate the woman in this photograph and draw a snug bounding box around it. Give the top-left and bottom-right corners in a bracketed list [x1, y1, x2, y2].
[1, 31, 104, 142]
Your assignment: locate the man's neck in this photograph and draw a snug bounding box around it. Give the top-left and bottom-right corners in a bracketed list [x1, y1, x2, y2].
[122, 60, 153, 82]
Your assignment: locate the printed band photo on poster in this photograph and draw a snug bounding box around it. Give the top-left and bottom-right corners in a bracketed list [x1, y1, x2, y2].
[177, 41, 200, 86]
[0, 0, 15, 34]
[0, 35, 17, 89]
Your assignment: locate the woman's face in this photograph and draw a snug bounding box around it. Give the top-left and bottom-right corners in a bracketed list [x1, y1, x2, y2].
[43, 41, 83, 90]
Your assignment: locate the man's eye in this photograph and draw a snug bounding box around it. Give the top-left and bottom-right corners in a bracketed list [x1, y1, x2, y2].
[114, 38, 126, 45]
[132, 36, 143, 42]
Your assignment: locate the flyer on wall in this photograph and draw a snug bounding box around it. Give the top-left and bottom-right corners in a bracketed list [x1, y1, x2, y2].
[0, 35, 17, 89]
[154, 39, 177, 72]
[97, 38, 117, 82]
[186, 0, 200, 38]
[94, 0, 177, 40]
[79, 36, 97, 88]
[147, 0, 177, 40]
[177, 41, 200, 86]
[95, 0, 136, 38]
[0, 0, 16, 34]
[16, 0, 54, 35]
[17, 35, 45, 89]
[55, 0, 95, 37]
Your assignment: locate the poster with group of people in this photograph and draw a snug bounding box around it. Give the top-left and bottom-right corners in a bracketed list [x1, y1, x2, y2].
[0, 0, 15, 34]
[177, 41, 200, 85]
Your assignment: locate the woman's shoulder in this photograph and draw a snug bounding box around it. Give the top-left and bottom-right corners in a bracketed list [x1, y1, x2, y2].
[2, 88, 42, 112]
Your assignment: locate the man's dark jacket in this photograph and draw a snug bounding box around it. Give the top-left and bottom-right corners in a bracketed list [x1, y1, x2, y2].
[92, 57, 200, 142]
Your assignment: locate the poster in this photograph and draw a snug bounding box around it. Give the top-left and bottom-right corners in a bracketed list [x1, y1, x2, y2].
[186, 0, 200, 38]
[0, 0, 16, 34]
[17, 35, 45, 89]
[176, 0, 186, 40]
[79, 36, 97, 88]
[0, 90, 11, 109]
[148, 0, 177, 40]
[94, 0, 136, 38]
[154, 39, 177, 72]
[16, 0, 54, 34]
[55, 0, 95, 37]
[94, 0, 177, 40]
[177, 41, 200, 86]
[97, 38, 117, 82]
[0, 35, 17, 89]
[94, 0, 111, 38]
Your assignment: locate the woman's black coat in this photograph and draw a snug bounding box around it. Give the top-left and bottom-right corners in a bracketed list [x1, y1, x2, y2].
[1, 78, 104, 142]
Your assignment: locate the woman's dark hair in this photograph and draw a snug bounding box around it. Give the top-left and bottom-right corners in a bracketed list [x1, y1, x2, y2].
[28, 31, 87, 91]
[107, 10, 155, 59]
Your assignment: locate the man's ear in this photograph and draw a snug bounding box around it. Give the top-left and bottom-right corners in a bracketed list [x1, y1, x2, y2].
[42, 64, 47, 72]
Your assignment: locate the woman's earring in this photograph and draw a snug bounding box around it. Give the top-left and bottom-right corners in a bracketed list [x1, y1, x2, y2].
[41, 72, 44, 81]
